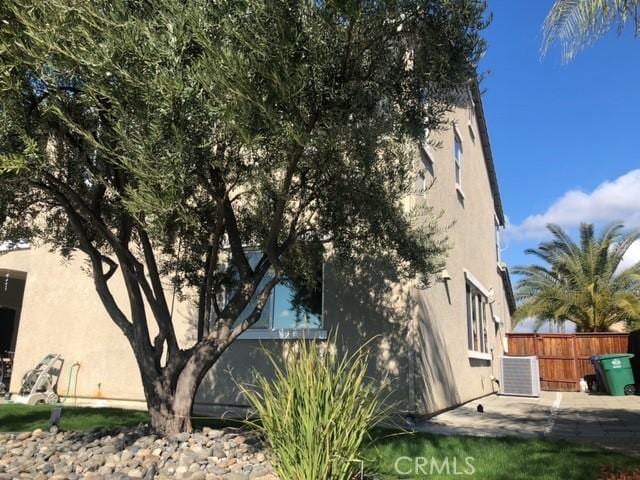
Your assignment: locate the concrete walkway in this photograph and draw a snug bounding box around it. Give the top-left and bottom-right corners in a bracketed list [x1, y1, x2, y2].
[416, 391, 640, 456]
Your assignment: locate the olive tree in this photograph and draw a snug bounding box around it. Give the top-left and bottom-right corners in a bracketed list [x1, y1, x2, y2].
[0, 0, 487, 434]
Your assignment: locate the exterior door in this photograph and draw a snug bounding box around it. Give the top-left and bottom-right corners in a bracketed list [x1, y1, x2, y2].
[0, 307, 16, 353]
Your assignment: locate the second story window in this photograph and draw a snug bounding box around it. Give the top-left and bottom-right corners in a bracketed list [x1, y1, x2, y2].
[0, 241, 30, 252]
[466, 281, 488, 355]
[495, 219, 502, 263]
[454, 131, 462, 188]
[415, 147, 433, 195]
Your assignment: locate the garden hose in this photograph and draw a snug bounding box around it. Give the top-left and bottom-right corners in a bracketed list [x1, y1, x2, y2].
[61, 362, 80, 404]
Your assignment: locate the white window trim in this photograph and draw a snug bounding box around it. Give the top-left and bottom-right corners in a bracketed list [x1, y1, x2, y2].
[467, 120, 476, 143]
[239, 328, 328, 341]
[465, 269, 491, 361]
[494, 213, 502, 264]
[0, 241, 30, 252]
[467, 350, 491, 361]
[420, 142, 435, 164]
[463, 269, 491, 298]
[416, 144, 434, 197]
[453, 122, 463, 141]
[453, 127, 463, 192]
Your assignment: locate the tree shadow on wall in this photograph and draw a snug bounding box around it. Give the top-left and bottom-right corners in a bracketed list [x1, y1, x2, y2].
[187, 252, 460, 417]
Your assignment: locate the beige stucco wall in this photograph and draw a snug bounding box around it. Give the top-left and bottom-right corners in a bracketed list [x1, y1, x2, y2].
[2, 248, 144, 401]
[0, 100, 512, 417]
[407, 104, 513, 414]
[194, 258, 417, 414]
[1, 248, 417, 411]
[1, 249, 193, 405]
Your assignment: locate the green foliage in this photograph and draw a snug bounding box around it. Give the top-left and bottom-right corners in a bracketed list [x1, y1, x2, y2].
[240, 337, 388, 480]
[0, 0, 485, 289]
[3, 405, 639, 480]
[0, 0, 487, 429]
[514, 223, 640, 332]
[543, 0, 640, 61]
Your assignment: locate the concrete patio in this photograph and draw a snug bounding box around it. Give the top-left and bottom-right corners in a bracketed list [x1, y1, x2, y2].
[416, 391, 640, 456]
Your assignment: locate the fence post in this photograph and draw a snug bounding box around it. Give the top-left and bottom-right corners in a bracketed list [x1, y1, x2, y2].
[572, 335, 579, 392]
[506, 332, 629, 392]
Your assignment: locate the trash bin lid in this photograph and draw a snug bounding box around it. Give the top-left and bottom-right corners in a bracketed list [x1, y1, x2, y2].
[597, 353, 634, 360]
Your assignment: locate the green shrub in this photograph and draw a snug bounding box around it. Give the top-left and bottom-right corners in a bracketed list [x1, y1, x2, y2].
[241, 337, 388, 480]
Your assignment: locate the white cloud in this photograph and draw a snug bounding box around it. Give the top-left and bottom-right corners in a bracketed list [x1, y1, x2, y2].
[507, 169, 640, 241]
[619, 240, 640, 271]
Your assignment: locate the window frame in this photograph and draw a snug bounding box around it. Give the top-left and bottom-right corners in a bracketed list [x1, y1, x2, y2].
[416, 145, 434, 196]
[0, 241, 30, 252]
[416, 126, 434, 197]
[495, 215, 502, 264]
[453, 126, 463, 191]
[226, 250, 327, 341]
[464, 270, 491, 361]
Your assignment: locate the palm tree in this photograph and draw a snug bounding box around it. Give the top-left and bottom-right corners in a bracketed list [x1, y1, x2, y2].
[542, 0, 640, 61]
[514, 223, 640, 332]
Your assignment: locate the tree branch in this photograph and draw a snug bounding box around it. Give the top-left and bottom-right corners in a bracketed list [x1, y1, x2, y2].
[264, 111, 320, 272]
[30, 181, 134, 338]
[139, 228, 179, 356]
[222, 194, 251, 277]
[197, 204, 225, 342]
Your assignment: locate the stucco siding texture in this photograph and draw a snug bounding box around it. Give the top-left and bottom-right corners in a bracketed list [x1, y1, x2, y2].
[2, 248, 193, 403]
[410, 105, 511, 414]
[1, 102, 512, 416]
[192, 258, 416, 412]
[3, 249, 145, 401]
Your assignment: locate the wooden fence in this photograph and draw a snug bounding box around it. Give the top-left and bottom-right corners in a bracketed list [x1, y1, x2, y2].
[506, 333, 630, 392]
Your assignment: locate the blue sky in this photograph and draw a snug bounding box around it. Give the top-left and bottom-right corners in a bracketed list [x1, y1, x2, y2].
[480, 1, 640, 275]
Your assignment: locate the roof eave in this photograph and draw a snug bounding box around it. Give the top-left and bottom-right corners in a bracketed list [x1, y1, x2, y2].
[499, 264, 517, 315]
[470, 80, 506, 227]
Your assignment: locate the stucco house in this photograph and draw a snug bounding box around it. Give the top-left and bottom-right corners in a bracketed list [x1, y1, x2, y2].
[0, 84, 515, 418]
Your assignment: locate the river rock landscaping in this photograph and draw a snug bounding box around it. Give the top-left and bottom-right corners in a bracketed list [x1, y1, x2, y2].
[0, 425, 277, 480]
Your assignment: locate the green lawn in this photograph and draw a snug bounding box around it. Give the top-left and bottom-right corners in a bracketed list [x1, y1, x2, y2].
[0, 403, 242, 432]
[1, 404, 639, 479]
[0, 403, 149, 432]
[364, 430, 640, 480]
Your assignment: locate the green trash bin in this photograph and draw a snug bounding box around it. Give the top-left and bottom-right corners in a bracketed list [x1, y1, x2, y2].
[598, 354, 636, 396]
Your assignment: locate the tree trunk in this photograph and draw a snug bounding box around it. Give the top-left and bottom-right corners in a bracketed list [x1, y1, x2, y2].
[145, 381, 195, 436]
[143, 347, 220, 435]
[148, 399, 193, 436]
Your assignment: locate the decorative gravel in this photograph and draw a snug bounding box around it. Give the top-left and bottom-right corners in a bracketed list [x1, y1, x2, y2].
[0, 426, 277, 480]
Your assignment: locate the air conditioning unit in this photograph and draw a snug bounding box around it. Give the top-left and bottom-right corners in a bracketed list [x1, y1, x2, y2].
[500, 356, 540, 397]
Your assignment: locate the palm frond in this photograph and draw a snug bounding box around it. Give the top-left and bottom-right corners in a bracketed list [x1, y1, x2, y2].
[514, 223, 640, 331]
[542, 0, 640, 61]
